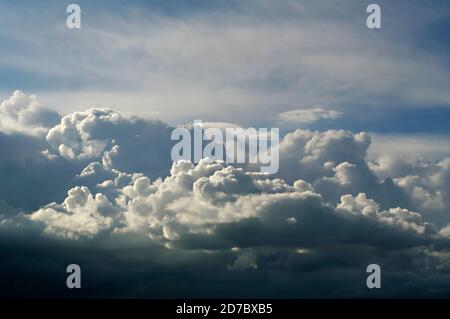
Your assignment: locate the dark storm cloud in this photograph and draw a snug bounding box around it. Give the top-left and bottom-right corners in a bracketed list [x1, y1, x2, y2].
[1, 224, 449, 298]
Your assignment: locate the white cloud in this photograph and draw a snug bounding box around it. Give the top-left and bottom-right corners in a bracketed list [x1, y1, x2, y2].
[45, 107, 173, 178]
[30, 186, 114, 239]
[0, 93, 446, 234]
[25, 158, 433, 251]
[337, 193, 428, 234]
[277, 129, 371, 183]
[368, 134, 450, 179]
[0, 90, 60, 136]
[46, 108, 120, 160]
[278, 108, 344, 125]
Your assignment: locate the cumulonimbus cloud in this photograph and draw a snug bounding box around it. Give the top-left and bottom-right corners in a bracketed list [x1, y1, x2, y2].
[1, 91, 450, 297]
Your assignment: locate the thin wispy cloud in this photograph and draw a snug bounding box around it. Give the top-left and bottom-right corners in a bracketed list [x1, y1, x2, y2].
[278, 108, 344, 125]
[1, 1, 449, 125]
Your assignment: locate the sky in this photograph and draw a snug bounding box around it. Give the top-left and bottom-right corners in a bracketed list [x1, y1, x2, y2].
[1, 0, 450, 128]
[1, 0, 450, 298]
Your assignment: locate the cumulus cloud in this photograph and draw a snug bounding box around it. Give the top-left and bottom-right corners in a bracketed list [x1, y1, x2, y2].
[394, 158, 450, 226]
[25, 159, 434, 252]
[10, 157, 443, 298]
[277, 129, 371, 182]
[30, 186, 114, 239]
[0, 93, 174, 211]
[1, 91, 450, 297]
[0, 90, 60, 136]
[45, 107, 173, 178]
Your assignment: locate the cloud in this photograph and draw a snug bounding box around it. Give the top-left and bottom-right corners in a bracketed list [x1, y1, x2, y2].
[368, 133, 450, 179]
[278, 108, 344, 125]
[45, 107, 173, 179]
[6, 156, 444, 298]
[1, 91, 450, 297]
[0, 93, 174, 211]
[277, 129, 371, 183]
[1, 0, 450, 298]
[24, 159, 433, 251]
[2, 1, 450, 124]
[394, 158, 450, 226]
[30, 186, 114, 239]
[0, 90, 60, 136]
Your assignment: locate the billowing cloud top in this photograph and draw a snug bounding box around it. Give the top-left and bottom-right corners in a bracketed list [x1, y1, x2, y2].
[0, 90, 60, 135]
[1, 91, 450, 298]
